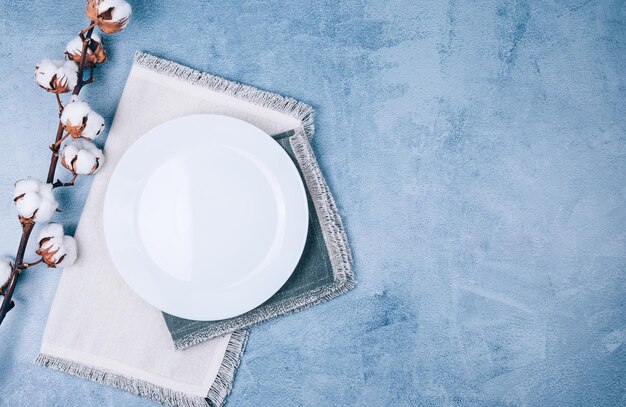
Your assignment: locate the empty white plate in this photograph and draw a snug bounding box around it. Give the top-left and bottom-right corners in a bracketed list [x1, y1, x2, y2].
[103, 114, 308, 321]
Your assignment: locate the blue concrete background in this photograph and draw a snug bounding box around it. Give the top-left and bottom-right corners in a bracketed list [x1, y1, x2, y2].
[1, 0, 625, 406]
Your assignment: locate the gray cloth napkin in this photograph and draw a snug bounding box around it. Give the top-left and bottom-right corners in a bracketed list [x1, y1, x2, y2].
[163, 130, 355, 349]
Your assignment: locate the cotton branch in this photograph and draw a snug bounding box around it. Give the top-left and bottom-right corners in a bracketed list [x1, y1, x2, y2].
[0, 0, 131, 328]
[0, 24, 92, 325]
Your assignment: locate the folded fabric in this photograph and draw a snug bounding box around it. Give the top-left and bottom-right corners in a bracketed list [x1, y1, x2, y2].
[37, 52, 354, 406]
[142, 54, 355, 350]
[35, 52, 287, 407]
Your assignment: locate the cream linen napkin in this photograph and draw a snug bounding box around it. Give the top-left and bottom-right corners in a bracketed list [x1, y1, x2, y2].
[36, 52, 317, 407]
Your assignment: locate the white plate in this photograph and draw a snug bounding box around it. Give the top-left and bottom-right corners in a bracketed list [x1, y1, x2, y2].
[103, 114, 308, 321]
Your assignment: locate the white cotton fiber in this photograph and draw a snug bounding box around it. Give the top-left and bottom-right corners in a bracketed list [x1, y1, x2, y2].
[0, 256, 13, 287]
[37, 223, 77, 267]
[62, 139, 104, 175]
[34, 59, 62, 89]
[61, 99, 91, 127]
[58, 236, 78, 267]
[13, 179, 58, 222]
[83, 111, 105, 139]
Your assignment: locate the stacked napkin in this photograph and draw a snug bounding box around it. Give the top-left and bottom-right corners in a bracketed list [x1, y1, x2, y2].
[37, 52, 354, 406]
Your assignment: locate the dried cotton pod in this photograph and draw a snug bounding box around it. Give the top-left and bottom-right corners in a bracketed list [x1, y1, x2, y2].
[36, 223, 78, 268]
[13, 178, 58, 225]
[61, 139, 104, 176]
[86, 0, 132, 34]
[60, 97, 105, 139]
[35, 59, 79, 93]
[60, 98, 90, 137]
[66, 32, 106, 66]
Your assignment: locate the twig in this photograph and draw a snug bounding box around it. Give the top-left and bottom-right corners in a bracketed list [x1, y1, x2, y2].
[0, 223, 34, 326]
[73, 26, 95, 96]
[52, 174, 77, 189]
[0, 22, 96, 327]
[49, 133, 71, 152]
[21, 258, 43, 268]
[78, 21, 97, 39]
[55, 93, 63, 114]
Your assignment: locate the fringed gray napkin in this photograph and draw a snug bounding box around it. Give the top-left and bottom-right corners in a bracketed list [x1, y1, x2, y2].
[135, 55, 355, 350]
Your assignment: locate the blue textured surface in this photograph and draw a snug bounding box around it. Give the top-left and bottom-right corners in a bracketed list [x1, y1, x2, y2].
[1, 1, 625, 406]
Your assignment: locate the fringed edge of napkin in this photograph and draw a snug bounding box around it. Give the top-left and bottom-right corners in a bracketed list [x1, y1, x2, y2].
[34, 330, 249, 407]
[134, 51, 315, 140]
[171, 128, 355, 350]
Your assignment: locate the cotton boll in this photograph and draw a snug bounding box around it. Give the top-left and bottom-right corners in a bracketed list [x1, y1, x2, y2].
[0, 257, 13, 287]
[35, 59, 78, 93]
[86, 0, 132, 34]
[66, 32, 102, 53]
[34, 59, 60, 89]
[65, 33, 106, 65]
[60, 99, 105, 139]
[13, 179, 58, 223]
[37, 223, 65, 260]
[62, 139, 104, 175]
[37, 223, 68, 268]
[65, 36, 84, 56]
[108, 1, 131, 25]
[83, 111, 105, 139]
[61, 99, 91, 124]
[57, 61, 79, 91]
[36, 224, 78, 268]
[61, 99, 91, 136]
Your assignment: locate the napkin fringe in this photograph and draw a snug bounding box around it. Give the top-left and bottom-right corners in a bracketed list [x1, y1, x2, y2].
[34, 330, 248, 407]
[175, 280, 355, 350]
[206, 330, 249, 407]
[172, 129, 355, 350]
[34, 354, 207, 407]
[133, 51, 315, 140]
[290, 129, 354, 269]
